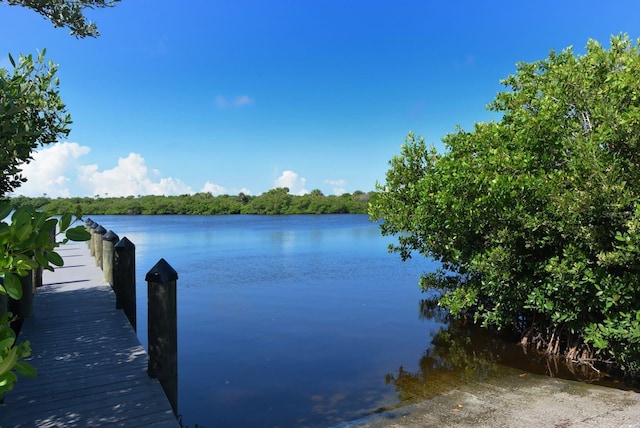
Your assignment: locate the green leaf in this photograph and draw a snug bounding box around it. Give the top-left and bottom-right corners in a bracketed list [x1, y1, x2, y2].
[4, 274, 22, 300]
[45, 251, 64, 267]
[13, 361, 36, 378]
[0, 337, 15, 351]
[0, 203, 12, 221]
[66, 226, 91, 242]
[0, 346, 18, 376]
[0, 370, 17, 391]
[34, 251, 48, 268]
[14, 223, 33, 242]
[59, 213, 72, 232]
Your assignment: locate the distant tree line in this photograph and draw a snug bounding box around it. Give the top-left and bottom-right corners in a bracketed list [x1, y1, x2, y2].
[9, 188, 376, 215]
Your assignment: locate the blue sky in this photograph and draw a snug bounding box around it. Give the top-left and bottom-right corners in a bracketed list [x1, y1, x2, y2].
[2, 0, 640, 197]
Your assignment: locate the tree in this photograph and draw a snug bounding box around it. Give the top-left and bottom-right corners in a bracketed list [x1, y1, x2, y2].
[1, 0, 119, 196]
[0, 51, 71, 196]
[0, 0, 116, 401]
[369, 34, 640, 375]
[2, 0, 120, 38]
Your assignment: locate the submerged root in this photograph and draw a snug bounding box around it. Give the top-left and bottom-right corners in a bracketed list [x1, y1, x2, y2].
[517, 322, 605, 381]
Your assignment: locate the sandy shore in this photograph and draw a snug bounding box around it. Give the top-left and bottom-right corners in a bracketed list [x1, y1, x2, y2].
[332, 366, 640, 428]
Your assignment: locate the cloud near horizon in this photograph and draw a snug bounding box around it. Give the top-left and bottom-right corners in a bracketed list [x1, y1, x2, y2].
[79, 153, 193, 197]
[201, 181, 226, 196]
[275, 170, 308, 195]
[324, 179, 347, 195]
[15, 142, 90, 198]
[12, 142, 195, 198]
[13, 143, 337, 199]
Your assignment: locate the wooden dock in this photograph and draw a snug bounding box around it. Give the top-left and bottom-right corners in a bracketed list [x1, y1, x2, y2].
[0, 243, 179, 427]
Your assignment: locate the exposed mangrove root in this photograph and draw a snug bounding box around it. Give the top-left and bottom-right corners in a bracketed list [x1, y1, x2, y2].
[517, 322, 607, 381]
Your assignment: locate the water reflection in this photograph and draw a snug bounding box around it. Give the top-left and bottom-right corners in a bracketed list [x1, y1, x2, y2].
[383, 299, 620, 412]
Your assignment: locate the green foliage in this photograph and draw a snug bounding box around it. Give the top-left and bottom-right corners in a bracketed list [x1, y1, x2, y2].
[2, 0, 120, 37]
[0, 312, 35, 400]
[0, 204, 90, 298]
[0, 50, 71, 196]
[0, 0, 118, 403]
[370, 34, 640, 374]
[15, 190, 374, 216]
[0, 202, 90, 398]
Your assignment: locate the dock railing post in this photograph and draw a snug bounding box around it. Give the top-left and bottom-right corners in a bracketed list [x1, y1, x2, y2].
[94, 225, 107, 269]
[33, 263, 42, 290]
[89, 222, 99, 257]
[85, 218, 94, 245]
[146, 258, 178, 416]
[114, 237, 136, 330]
[102, 230, 120, 287]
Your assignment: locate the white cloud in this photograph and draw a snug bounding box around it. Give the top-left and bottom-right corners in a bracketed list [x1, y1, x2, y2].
[15, 142, 90, 197]
[12, 142, 194, 197]
[215, 94, 254, 108]
[275, 170, 308, 195]
[201, 181, 227, 196]
[324, 179, 347, 195]
[79, 153, 193, 197]
[233, 95, 254, 106]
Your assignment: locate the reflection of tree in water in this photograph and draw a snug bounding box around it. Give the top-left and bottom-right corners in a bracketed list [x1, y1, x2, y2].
[384, 299, 609, 409]
[385, 306, 503, 406]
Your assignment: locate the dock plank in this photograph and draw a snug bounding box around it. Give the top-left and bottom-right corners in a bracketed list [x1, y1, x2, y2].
[0, 243, 179, 427]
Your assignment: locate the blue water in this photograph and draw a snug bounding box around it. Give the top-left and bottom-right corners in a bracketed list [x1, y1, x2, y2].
[87, 214, 441, 427]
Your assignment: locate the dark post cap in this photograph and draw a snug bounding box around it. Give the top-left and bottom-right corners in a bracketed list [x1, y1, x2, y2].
[90, 222, 100, 230]
[145, 258, 178, 283]
[114, 236, 136, 250]
[95, 225, 107, 235]
[85, 219, 94, 226]
[102, 230, 120, 242]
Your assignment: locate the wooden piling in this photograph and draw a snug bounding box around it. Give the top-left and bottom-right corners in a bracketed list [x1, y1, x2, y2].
[89, 222, 99, 256]
[146, 258, 178, 416]
[114, 237, 136, 330]
[85, 218, 94, 249]
[94, 225, 107, 269]
[102, 230, 120, 287]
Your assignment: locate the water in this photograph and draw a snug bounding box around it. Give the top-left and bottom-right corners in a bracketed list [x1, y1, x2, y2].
[87, 214, 442, 427]
[85, 214, 631, 426]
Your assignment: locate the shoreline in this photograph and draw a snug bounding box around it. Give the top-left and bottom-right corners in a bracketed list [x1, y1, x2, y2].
[332, 365, 640, 427]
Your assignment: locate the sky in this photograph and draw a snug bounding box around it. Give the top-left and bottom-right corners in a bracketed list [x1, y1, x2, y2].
[2, 0, 640, 198]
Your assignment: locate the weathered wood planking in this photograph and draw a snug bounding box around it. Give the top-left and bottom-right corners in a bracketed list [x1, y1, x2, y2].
[1, 243, 179, 427]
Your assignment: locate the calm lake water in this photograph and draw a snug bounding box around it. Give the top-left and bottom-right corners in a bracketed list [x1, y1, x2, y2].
[85, 214, 613, 427]
[87, 214, 440, 426]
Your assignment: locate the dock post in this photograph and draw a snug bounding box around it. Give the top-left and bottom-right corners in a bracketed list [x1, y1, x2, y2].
[114, 237, 136, 330]
[102, 230, 120, 287]
[146, 258, 178, 416]
[85, 218, 94, 248]
[94, 225, 107, 269]
[84, 219, 92, 248]
[89, 222, 99, 256]
[33, 263, 42, 289]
